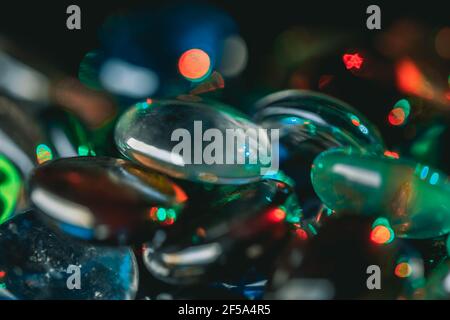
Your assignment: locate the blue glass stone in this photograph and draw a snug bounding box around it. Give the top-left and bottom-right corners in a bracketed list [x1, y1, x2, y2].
[0, 213, 138, 299]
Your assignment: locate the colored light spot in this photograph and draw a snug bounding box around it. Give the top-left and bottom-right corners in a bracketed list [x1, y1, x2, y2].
[196, 227, 206, 238]
[149, 207, 158, 221]
[295, 228, 308, 240]
[267, 207, 286, 223]
[146, 98, 153, 104]
[173, 184, 188, 203]
[0, 270, 5, 278]
[393, 99, 411, 117]
[420, 166, 429, 180]
[167, 209, 176, 219]
[349, 114, 361, 126]
[156, 208, 167, 222]
[395, 262, 412, 278]
[358, 125, 368, 134]
[342, 53, 364, 70]
[372, 217, 391, 228]
[370, 225, 392, 245]
[178, 49, 211, 81]
[384, 150, 400, 159]
[307, 224, 318, 235]
[136, 101, 151, 110]
[36, 144, 53, 164]
[78, 145, 90, 156]
[396, 59, 433, 99]
[388, 108, 406, 126]
[429, 172, 439, 185]
[0, 156, 21, 224]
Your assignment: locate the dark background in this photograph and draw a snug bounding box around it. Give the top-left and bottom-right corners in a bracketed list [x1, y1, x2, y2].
[1, 0, 448, 75]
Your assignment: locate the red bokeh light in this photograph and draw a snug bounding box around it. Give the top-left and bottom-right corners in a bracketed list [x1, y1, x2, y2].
[388, 108, 406, 126]
[370, 225, 392, 244]
[267, 207, 286, 223]
[342, 53, 364, 70]
[384, 150, 400, 159]
[178, 49, 211, 81]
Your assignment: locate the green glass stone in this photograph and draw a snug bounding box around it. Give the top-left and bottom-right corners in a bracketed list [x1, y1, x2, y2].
[311, 148, 450, 239]
[0, 156, 21, 225]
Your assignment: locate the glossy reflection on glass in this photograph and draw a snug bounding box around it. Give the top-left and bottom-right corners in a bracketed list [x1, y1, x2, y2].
[254, 90, 384, 152]
[37, 108, 95, 159]
[142, 180, 298, 285]
[0, 95, 43, 175]
[115, 96, 272, 184]
[311, 148, 450, 239]
[29, 156, 187, 245]
[0, 213, 138, 300]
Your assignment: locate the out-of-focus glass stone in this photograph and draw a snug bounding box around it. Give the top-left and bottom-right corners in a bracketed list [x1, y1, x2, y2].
[266, 215, 423, 299]
[142, 180, 297, 285]
[253, 90, 384, 218]
[0, 95, 43, 175]
[311, 148, 450, 239]
[29, 156, 187, 245]
[115, 97, 272, 184]
[79, 4, 239, 102]
[0, 213, 138, 299]
[0, 95, 43, 222]
[37, 108, 94, 159]
[253, 90, 384, 152]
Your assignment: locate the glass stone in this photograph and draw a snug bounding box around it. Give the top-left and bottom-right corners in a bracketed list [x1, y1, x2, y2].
[0, 155, 22, 225]
[142, 180, 297, 285]
[265, 215, 422, 299]
[29, 156, 187, 245]
[311, 148, 450, 239]
[253, 90, 384, 152]
[79, 4, 238, 101]
[253, 90, 384, 218]
[115, 96, 271, 184]
[0, 213, 138, 300]
[0, 95, 43, 176]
